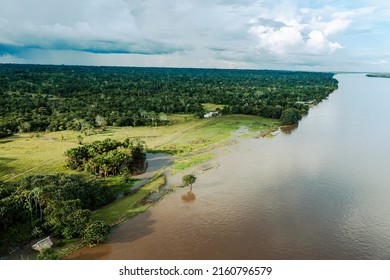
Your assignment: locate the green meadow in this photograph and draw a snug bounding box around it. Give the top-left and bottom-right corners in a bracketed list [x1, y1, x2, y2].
[0, 114, 277, 182]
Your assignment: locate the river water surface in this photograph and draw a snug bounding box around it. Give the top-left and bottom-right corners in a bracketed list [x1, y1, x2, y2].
[68, 74, 390, 259]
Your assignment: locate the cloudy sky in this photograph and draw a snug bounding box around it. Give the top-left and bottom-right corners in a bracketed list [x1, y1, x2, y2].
[0, 0, 389, 71]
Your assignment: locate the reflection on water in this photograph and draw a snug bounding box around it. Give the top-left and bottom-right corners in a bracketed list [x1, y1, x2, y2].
[68, 74, 390, 260]
[181, 188, 196, 202]
[280, 123, 299, 134]
[130, 159, 148, 175]
[135, 153, 173, 179]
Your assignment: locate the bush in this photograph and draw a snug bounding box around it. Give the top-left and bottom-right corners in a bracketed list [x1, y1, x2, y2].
[82, 221, 111, 246]
[37, 248, 59, 260]
[280, 108, 302, 125]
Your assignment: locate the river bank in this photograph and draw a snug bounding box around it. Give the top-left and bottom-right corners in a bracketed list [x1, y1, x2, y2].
[65, 124, 283, 260]
[67, 74, 390, 260]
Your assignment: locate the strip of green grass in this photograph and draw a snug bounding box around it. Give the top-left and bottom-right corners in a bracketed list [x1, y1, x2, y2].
[171, 153, 215, 173]
[91, 175, 166, 226]
[202, 103, 227, 112]
[100, 176, 140, 196]
[160, 115, 278, 154]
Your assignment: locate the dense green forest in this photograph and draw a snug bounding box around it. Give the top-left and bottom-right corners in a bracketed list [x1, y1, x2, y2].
[0, 64, 338, 137]
[0, 174, 114, 255]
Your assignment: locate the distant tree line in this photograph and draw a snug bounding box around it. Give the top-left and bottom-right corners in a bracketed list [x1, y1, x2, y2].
[0, 174, 114, 255]
[0, 64, 338, 137]
[64, 137, 147, 177]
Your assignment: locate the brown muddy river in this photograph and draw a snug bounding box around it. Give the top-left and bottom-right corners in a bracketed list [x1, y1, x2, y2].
[68, 74, 390, 260]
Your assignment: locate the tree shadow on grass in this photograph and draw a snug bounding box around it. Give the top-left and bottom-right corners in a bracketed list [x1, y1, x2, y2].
[0, 139, 14, 144]
[0, 134, 21, 144]
[0, 157, 17, 178]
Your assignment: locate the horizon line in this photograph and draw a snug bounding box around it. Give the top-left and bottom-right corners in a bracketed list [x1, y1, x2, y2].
[1, 62, 378, 74]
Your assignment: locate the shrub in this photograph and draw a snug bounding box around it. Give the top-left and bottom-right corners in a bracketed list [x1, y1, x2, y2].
[37, 248, 59, 260]
[280, 108, 302, 125]
[82, 221, 111, 246]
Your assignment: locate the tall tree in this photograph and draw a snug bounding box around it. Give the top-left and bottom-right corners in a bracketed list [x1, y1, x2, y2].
[280, 108, 302, 125]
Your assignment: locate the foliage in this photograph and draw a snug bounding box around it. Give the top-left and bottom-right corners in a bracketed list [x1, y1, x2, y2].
[0, 174, 114, 253]
[64, 137, 146, 177]
[44, 200, 91, 238]
[82, 221, 111, 246]
[14, 174, 115, 210]
[0, 64, 337, 138]
[280, 108, 303, 125]
[36, 248, 59, 260]
[182, 174, 197, 188]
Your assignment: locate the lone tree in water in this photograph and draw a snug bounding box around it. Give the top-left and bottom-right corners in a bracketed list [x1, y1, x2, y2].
[182, 174, 197, 189]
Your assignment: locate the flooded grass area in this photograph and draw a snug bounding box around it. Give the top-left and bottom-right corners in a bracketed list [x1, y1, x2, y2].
[92, 175, 167, 226]
[171, 153, 215, 173]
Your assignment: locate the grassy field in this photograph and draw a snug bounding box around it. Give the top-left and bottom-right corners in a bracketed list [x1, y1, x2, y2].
[0, 114, 277, 182]
[202, 103, 227, 112]
[171, 153, 215, 173]
[0, 134, 79, 181]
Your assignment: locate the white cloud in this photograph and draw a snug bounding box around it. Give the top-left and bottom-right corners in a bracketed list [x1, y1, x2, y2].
[248, 3, 376, 63]
[249, 24, 304, 55]
[322, 18, 351, 36]
[0, 0, 388, 71]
